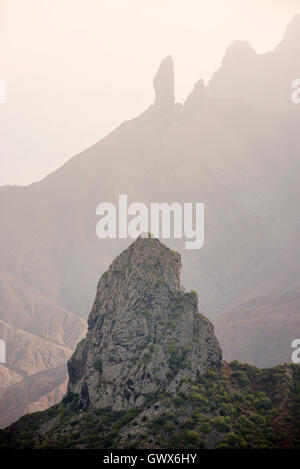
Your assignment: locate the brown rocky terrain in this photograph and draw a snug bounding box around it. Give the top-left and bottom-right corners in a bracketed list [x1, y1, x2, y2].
[0, 319, 80, 428]
[0, 365, 68, 429]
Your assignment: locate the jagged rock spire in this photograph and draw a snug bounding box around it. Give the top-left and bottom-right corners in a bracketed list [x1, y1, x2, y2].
[153, 55, 175, 111]
[68, 237, 222, 411]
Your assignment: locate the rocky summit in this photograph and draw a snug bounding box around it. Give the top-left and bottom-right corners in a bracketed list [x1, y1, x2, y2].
[67, 236, 222, 411]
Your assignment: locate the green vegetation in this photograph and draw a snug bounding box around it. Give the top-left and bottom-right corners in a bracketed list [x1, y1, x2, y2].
[93, 360, 103, 373]
[0, 362, 299, 449]
[141, 310, 151, 319]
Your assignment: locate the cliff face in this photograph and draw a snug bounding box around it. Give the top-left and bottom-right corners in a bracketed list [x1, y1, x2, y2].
[68, 237, 222, 410]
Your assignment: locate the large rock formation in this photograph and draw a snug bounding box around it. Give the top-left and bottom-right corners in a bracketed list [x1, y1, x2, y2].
[153, 55, 175, 111]
[68, 237, 222, 410]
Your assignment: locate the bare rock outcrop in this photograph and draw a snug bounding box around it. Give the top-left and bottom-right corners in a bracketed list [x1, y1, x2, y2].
[68, 237, 222, 410]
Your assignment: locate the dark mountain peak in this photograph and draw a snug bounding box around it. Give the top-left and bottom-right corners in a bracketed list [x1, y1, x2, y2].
[153, 55, 175, 111]
[67, 237, 222, 411]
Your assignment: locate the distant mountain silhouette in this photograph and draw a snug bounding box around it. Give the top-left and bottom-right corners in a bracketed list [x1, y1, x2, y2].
[208, 14, 300, 111]
[0, 16, 299, 426]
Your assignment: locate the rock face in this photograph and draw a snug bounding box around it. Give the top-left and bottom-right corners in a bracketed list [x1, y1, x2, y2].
[153, 55, 175, 111]
[68, 237, 222, 410]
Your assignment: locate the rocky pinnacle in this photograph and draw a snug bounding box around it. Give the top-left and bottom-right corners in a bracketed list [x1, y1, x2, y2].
[153, 55, 175, 111]
[68, 237, 222, 410]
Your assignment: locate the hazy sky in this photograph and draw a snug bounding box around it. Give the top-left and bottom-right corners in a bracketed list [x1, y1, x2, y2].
[0, 0, 299, 186]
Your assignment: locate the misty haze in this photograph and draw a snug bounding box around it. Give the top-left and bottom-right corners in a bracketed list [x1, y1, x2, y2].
[0, 1, 299, 451]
